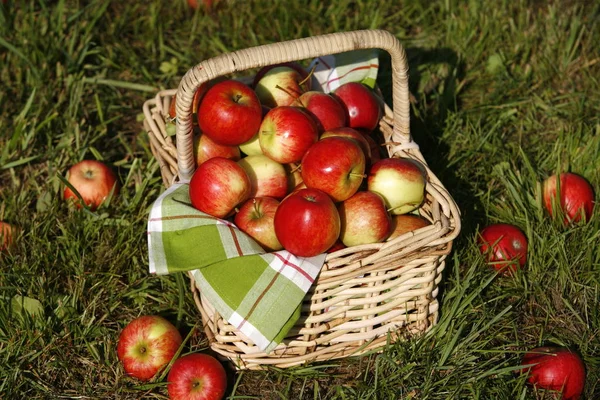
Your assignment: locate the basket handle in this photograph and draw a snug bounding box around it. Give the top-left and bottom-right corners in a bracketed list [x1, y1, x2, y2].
[175, 29, 410, 181]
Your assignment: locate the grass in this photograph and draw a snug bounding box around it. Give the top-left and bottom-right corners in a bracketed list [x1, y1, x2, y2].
[1, 0, 599, 398]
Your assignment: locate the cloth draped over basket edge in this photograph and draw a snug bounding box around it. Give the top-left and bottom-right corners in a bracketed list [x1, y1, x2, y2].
[147, 50, 380, 353]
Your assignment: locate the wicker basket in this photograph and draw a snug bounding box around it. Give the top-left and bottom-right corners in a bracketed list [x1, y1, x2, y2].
[142, 29, 461, 370]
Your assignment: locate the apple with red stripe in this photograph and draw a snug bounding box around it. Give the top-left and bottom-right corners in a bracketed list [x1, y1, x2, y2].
[292, 91, 347, 132]
[198, 80, 262, 146]
[167, 353, 228, 400]
[274, 188, 340, 257]
[301, 136, 366, 202]
[387, 214, 430, 241]
[234, 197, 283, 252]
[237, 155, 288, 199]
[337, 191, 392, 246]
[64, 160, 119, 211]
[332, 82, 383, 131]
[254, 64, 311, 108]
[189, 157, 251, 219]
[194, 134, 241, 166]
[117, 315, 182, 382]
[258, 106, 319, 164]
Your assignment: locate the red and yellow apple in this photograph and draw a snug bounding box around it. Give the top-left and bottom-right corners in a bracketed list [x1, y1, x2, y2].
[387, 214, 430, 241]
[116, 315, 182, 382]
[254, 65, 310, 108]
[167, 353, 228, 400]
[292, 91, 347, 132]
[194, 134, 241, 166]
[189, 157, 251, 218]
[332, 82, 382, 131]
[237, 155, 288, 199]
[234, 197, 283, 252]
[337, 191, 392, 246]
[63, 160, 119, 210]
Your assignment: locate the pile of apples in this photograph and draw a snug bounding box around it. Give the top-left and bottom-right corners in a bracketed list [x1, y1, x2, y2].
[172, 62, 432, 257]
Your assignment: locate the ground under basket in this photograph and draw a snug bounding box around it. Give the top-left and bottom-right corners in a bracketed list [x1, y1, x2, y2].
[142, 29, 461, 370]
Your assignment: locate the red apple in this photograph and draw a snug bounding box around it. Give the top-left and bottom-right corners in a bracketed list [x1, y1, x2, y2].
[64, 160, 119, 211]
[543, 173, 595, 224]
[189, 157, 251, 219]
[478, 223, 528, 274]
[337, 191, 392, 246]
[367, 158, 426, 215]
[332, 82, 383, 131]
[292, 91, 347, 132]
[194, 134, 241, 166]
[320, 127, 372, 163]
[274, 188, 340, 257]
[254, 66, 310, 108]
[169, 82, 210, 120]
[258, 106, 319, 164]
[237, 154, 288, 199]
[167, 353, 227, 400]
[521, 346, 586, 400]
[116, 315, 182, 382]
[327, 239, 346, 253]
[301, 137, 366, 202]
[197, 80, 262, 146]
[387, 214, 430, 241]
[0, 221, 15, 252]
[234, 197, 283, 252]
[187, 0, 215, 10]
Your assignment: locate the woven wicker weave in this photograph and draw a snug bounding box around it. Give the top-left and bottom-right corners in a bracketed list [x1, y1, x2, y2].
[142, 29, 461, 370]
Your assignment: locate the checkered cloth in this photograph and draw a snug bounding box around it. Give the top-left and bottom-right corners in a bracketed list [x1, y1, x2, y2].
[147, 50, 380, 353]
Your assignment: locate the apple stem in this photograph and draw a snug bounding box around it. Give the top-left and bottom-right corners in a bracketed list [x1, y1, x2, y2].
[299, 64, 317, 87]
[275, 84, 301, 99]
[233, 94, 243, 104]
[349, 173, 367, 179]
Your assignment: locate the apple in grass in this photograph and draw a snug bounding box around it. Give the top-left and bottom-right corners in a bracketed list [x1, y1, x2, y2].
[292, 91, 347, 132]
[197, 79, 262, 146]
[258, 106, 319, 164]
[64, 160, 119, 210]
[478, 223, 528, 274]
[301, 136, 366, 202]
[117, 315, 182, 382]
[387, 214, 430, 241]
[254, 65, 311, 108]
[521, 346, 586, 400]
[189, 157, 251, 219]
[237, 155, 288, 199]
[543, 172, 595, 224]
[167, 353, 228, 400]
[274, 188, 341, 257]
[234, 197, 283, 252]
[332, 82, 383, 131]
[367, 158, 426, 215]
[337, 191, 392, 247]
[0, 221, 15, 252]
[194, 134, 241, 165]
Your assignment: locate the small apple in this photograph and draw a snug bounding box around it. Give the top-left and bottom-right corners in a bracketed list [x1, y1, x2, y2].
[387, 214, 430, 241]
[194, 134, 241, 166]
[64, 160, 119, 211]
[197, 79, 262, 146]
[258, 106, 319, 164]
[478, 223, 528, 274]
[116, 315, 182, 382]
[274, 188, 341, 257]
[189, 157, 251, 219]
[320, 127, 372, 164]
[0, 221, 15, 252]
[332, 82, 383, 131]
[301, 136, 366, 202]
[167, 353, 228, 400]
[521, 346, 586, 400]
[367, 158, 426, 215]
[292, 91, 347, 132]
[237, 155, 288, 199]
[234, 197, 283, 252]
[338, 191, 392, 247]
[254, 66, 310, 108]
[543, 172, 595, 224]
